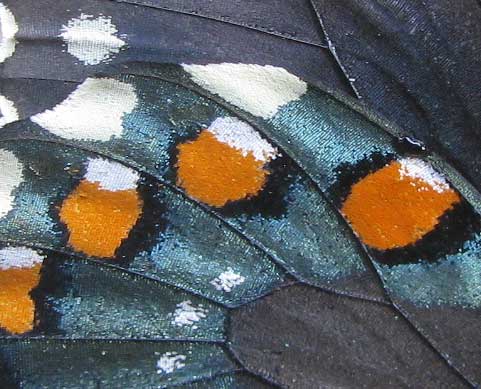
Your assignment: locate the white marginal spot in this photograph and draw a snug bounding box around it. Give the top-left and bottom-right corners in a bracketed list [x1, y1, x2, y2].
[60, 13, 126, 65]
[0, 3, 18, 63]
[31, 78, 138, 141]
[0, 149, 23, 218]
[210, 268, 246, 292]
[207, 117, 278, 162]
[156, 352, 186, 374]
[84, 157, 139, 191]
[0, 246, 44, 270]
[399, 158, 450, 193]
[171, 300, 207, 329]
[0, 94, 18, 127]
[183, 63, 307, 119]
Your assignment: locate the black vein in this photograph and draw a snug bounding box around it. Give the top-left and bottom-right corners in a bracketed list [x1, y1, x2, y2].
[104, 0, 328, 49]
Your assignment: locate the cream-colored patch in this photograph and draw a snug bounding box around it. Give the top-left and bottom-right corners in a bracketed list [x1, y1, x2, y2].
[84, 157, 139, 191]
[183, 63, 307, 119]
[60, 14, 126, 65]
[0, 149, 23, 218]
[31, 78, 137, 141]
[156, 352, 186, 374]
[0, 246, 44, 270]
[0, 95, 18, 127]
[207, 117, 278, 162]
[0, 3, 18, 63]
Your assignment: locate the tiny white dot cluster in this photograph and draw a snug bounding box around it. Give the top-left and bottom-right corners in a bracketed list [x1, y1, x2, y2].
[156, 352, 186, 374]
[211, 268, 246, 292]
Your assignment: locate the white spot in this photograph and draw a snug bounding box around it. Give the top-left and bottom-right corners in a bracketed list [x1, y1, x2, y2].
[399, 158, 450, 193]
[0, 94, 18, 127]
[84, 157, 139, 191]
[207, 117, 278, 162]
[210, 268, 246, 292]
[31, 78, 137, 141]
[171, 300, 207, 329]
[0, 149, 23, 218]
[0, 246, 44, 270]
[0, 3, 18, 63]
[183, 63, 307, 119]
[60, 14, 126, 65]
[156, 352, 186, 374]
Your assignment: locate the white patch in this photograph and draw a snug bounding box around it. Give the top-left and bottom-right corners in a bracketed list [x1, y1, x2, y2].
[60, 14, 126, 65]
[399, 158, 450, 193]
[210, 268, 246, 292]
[31, 78, 137, 141]
[84, 157, 139, 191]
[0, 149, 23, 218]
[0, 246, 44, 270]
[156, 352, 186, 374]
[171, 300, 207, 329]
[0, 3, 18, 63]
[207, 117, 278, 162]
[0, 94, 18, 127]
[183, 63, 307, 120]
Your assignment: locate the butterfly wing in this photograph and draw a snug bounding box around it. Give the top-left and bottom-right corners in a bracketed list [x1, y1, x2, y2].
[311, 0, 481, 191]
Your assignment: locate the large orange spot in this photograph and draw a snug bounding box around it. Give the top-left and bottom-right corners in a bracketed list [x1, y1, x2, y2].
[59, 181, 142, 257]
[176, 131, 269, 207]
[0, 264, 41, 334]
[341, 160, 460, 250]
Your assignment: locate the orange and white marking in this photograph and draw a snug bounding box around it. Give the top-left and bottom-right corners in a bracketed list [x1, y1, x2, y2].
[176, 117, 278, 207]
[59, 157, 143, 258]
[0, 246, 44, 334]
[342, 157, 460, 250]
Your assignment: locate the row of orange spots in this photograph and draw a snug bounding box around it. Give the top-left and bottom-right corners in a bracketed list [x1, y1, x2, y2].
[342, 158, 460, 250]
[59, 158, 143, 258]
[176, 117, 278, 207]
[0, 247, 43, 334]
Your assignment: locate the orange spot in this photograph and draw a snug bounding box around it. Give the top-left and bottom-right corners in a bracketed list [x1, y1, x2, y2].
[59, 181, 142, 257]
[341, 160, 460, 250]
[0, 264, 41, 334]
[176, 131, 269, 207]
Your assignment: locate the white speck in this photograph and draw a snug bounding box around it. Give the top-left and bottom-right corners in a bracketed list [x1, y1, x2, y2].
[0, 3, 18, 63]
[171, 300, 207, 329]
[0, 94, 18, 127]
[60, 14, 126, 65]
[0, 246, 44, 270]
[210, 268, 246, 292]
[31, 78, 137, 141]
[207, 117, 278, 162]
[183, 63, 307, 119]
[0, 149, 23, 218]
[84, 157, 139, 191]
[399, 158, 450, 193]
[156, 352, 186, 374]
